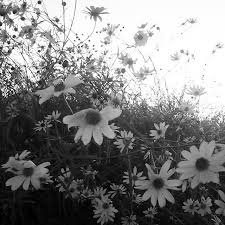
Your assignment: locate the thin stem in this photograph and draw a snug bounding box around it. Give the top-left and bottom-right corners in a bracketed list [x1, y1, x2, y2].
[63, 94, 74, 114]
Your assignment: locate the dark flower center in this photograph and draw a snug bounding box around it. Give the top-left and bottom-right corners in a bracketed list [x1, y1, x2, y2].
[200, 203, 206, 209]
[85, 110, 101, 125]
[195, 157, 209, 171]
[92, 92, 98, 99]
[69, 187, 75, 192]
[132, 175, 138, 181]
[157, 130, 162, 135]
[64, 177, 70, 183]
[54, 82, 65, 92]
[102, 202, 109, 209]
[41, 122, 45, 127]
[127, 59, 133, 65]
[23, 167, 34, 177]
[108, 30, 113, 36]
[112, 98, 120, 106]
[137, 34, 143, 40]
[184, 107, 189, 111]
[39, 177, 46, 182]
[152, 178, 164, 190]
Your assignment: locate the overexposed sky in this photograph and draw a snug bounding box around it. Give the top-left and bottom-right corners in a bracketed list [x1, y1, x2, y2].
[42, 0, 225, 113]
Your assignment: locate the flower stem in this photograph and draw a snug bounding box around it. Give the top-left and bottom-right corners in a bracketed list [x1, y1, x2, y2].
[63, 94, 74, 114]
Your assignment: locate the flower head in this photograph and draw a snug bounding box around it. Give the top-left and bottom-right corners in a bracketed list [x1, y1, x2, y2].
[176, 141, 225, 189]
[179, 101, 195, 114]
[186, 85, 206, 97]
[182, 198, 199, 215]
[215, 190, 225, 216]
[56, 167, 73, 192]
[150, 122, 169, 140]
[121, 214, 138, 225]
[134, 66, 154, 81]
[143, 207, 158, 219]
[197, 197, 212, 216]
[108, 183, 126, 198]
[135, 160, 181, 207]
[84, 6, 109, 22]
[34, 120, 52, 132]
[63, 106, 122, 145]
[35, 75, 83, 104]
[134, 30, 149, 47]
[119, 53, 137, 71]
[123, 166, 146, 186]
[45, 110, 61, 122]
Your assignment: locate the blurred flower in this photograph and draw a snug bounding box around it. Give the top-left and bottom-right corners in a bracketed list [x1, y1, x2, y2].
[45, 110, 61, 122]
[66, 179, 84, 199]
[150, 122, 169, 140]
[35, 75, 83, 104]
[134, 30, 148, 46]
[215, 190, 225, 216]
[176, 141, 225, 189]
[102, 24, 119, 37]
[197, 197, 212, 216]
[211, 215, 222, 225]
[56, 167, 73, 192]
[123, 166, 146, 186]
[135, 160, 181, 207]
[143, 207, 158, 219]
[182, 198, 199, 215]
[93, 187, 108, 199]
[108, 183, 126, 198]
[186, 85, 206, 97]
[93, 195, 118, 225]
[34, 120, 52, 132]
[121, 214, 138, 225]
[6, 100, 19, 119]
[5, 160, 50, 191]
[84, 6, 109, 22]
[114, 130, 135, 153]
[170, 52, 180, 61]
[107, 91, 125, 108]
[63, 106, 122, 145]
[119, 53, 137, 71]
[134, 66, 154, 81]
[179, 101, 195, 114]
[138, 23, 148, 29]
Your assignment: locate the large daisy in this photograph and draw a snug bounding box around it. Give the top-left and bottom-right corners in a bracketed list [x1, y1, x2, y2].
[135, 160, 182, 208]
[35, 75, 83, 104]
[63, 106, 122, 145]
[176, 141, 225, 189]
[5, 160, 50, 191]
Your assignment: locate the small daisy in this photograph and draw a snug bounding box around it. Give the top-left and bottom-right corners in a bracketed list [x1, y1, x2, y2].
[93, 195, 118, 225]
[134, 66, 154, 81]
[34, 120, 52, 132]
[186, 85, 206, 97]
[102, 24, 119, 37]
[132, 192, 143, 204]
[121, 214, 138, 225]
[66, 180, 83, 199]
[5, 160, 50, 191]
[215, 190, 225, 216]
[179, 101, 195, 114]
[150, 122, 169, 140]
[182, 198, 199, 215]
[84, 6, 109, 22]
[197, 197, 212, 216]
[143, 207, 158, 219]
[93, 187, 108, 198]
[119, 53, 137, 71]
[56, 167, 73, 192]
[123, 166, 146, 186]
[176, 141, 225, 189]
[134, 30, 149, 47]
[135, 160, 182, 208]
[114, 130, 135, 153]
[35, 75, 83, 104]
[108, 183, 126, 198]
[63, 106, 122, 145]
[45, 110, 61, 122]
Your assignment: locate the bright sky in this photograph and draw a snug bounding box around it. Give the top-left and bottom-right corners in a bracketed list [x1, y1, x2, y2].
[42, 0, 225, 115]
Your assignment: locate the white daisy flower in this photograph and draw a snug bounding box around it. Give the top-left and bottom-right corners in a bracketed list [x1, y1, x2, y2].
[186, 85, 206, 97]
[34, 120, 52, 132]
[182, 198, 199, 215]
[35, 75, 83, 104]
[121, 214, 138, 225]
[63, 106, 122, 145]
[5, 160, 50, 191]
[134, 30, 149, 47]
[176, 141, 225, 189]
[93, 195, 118, 225]
[150, 122, 169, 140]
[143, 207, 158, 219]
[197, 197, 212, 216]
[123, 166, 146, 186]
[135, 160, 182, 208]
[215, 190, 225, 216]
[45, 110, 61, 122]
[108, 183, 126, 198]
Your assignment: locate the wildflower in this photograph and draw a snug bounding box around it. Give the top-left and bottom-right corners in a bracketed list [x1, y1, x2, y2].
[109, 123, 120, 133]
[45, 110, 61, 122]
[86, 62, 98, 73]
[102, 24, 119, 37]
[134, 66, 154, 81]
[108, 183, 126, 198]
[81, 187, 93, 199]
[138, 23, 148, 29]
[211, 215, 222, 225]
[84, 6, 109, 22]
[143, 207, 158, 219]
[170, 52, 180, 61]
[179, 101, 195, 114]
[66, 179, 83, 199]
[197, 197, 212, 216]
[35, 75, 83, 104]
[107, 91, 125, 108]
[150, 122, 169, 140]
[176, 141, 225, 189]
[5, 160, 50, 191]
[6, 100, 19, 118]
[63, 106, 122, 145]
[119, 53, 137, 71]
[215, 190, 225, 216]
[93, 195, 118, 225]
[121, 214, 138, 225]
[114, 130, 135, 153]
[186, 85, 206, 97]
[182, 198, 199, 215]
[56, 167, 73, 192]
[93, 187, 108, 198]
[134, 30, 148, 47]
[135, 160, 182, 208]
[34, 120, 52, 132]
[123, 166, 146, 186]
